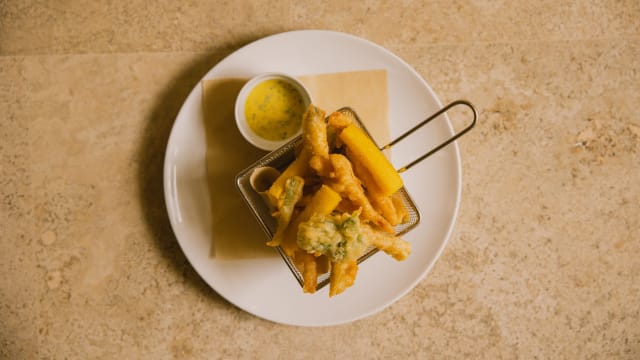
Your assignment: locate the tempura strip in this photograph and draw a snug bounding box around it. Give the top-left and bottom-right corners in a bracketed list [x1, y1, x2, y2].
[266, 176, 304, 247]
[280, 185, 342, 257]
[362, 224, 411, 261]
[347, 148, 401, 226]
[302, 105, 331, 177]
[325, 154, 394, 233]
[339, 125, 403, 197]
[296, 250, 319, 293]
[329, 261, 358, 297]
[327, 111, 354, 131]
[267, 148, 311, 207]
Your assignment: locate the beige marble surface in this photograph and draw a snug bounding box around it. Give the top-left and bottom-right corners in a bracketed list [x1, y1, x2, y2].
[1, 1, 639, 358]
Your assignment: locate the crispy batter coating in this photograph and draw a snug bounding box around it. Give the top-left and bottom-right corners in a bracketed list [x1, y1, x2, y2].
[329, 261, 358, 297]
[267, 176, 304, 247]
[302, 105, 331, 177]
[325, 154, 394, 233]
[362, 224, 411, 261]
[262, 106, 412, 297]
[327, 111, 354, 131]
[295, 250, 319, 293]
[347, 148, 401, 226]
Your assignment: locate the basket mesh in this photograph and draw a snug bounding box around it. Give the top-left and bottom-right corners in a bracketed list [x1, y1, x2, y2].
[235, 108, 421, 291]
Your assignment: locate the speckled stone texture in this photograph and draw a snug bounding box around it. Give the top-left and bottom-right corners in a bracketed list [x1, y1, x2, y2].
[1, 1, 638, 359]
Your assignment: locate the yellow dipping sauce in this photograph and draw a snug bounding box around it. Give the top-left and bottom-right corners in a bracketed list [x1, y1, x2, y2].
[244, 79, 306, 141]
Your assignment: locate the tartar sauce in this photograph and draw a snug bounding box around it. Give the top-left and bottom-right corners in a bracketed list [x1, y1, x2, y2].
[244, 79, 305, 141]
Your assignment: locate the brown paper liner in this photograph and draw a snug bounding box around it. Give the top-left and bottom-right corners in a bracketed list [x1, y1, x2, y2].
[202, 70, 389, 259]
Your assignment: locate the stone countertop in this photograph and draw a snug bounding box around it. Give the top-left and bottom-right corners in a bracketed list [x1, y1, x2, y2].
[1, 1, 638, 358]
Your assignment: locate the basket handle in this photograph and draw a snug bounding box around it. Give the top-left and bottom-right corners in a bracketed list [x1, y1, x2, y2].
[381, 100, 477, 173]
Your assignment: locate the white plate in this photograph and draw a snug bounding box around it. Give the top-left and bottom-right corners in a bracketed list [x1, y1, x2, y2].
[163, 30, 461, 326]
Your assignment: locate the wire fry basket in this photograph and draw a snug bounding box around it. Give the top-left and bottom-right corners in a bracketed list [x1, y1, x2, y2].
[235, 100, 477, 291]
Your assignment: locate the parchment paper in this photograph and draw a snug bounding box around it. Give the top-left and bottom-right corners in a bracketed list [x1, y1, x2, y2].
[202, 69, 389, 259]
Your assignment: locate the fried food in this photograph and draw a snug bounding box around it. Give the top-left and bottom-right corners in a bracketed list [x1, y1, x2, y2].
[297, 210, 368, 262]
[361, 224, 411, 261]
[326, 110, 354, 150]
[329, 260, 358, 297]
[347, 147, 401, 226]
[267, 176, 304, 247]
[297, 209, 410, 296]
[339, 124, 403, 197]
[296, 250, 319, 293]
[267, 148, 311, 207]
[261, 105, 411, 296]
[280, 184, 341, 257]
[325, 154, 394, 233]
[327, 110, 354, 131]
[302, 105, 331, 177]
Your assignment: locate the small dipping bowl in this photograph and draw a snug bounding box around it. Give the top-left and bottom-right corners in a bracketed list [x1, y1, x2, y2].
[235, 73, 312, 151]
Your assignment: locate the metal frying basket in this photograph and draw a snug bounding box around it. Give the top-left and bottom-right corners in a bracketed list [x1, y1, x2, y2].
[235, 100, 477, 291]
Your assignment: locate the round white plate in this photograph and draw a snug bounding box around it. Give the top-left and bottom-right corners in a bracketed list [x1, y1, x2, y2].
[163, 30, 461, 326]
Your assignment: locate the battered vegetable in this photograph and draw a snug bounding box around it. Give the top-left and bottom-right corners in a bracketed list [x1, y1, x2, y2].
[256, 105, 413, 296]
[279, 185, 342, 257]
[325, 154, 394, 233]
[267, 176, 304, 247]
[297, 208, 410, 297]
[297, 210, 369, 263]
[245, 79, 306, 141]
[302, 105, 331, 177]
[340, 124, 403, 197]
